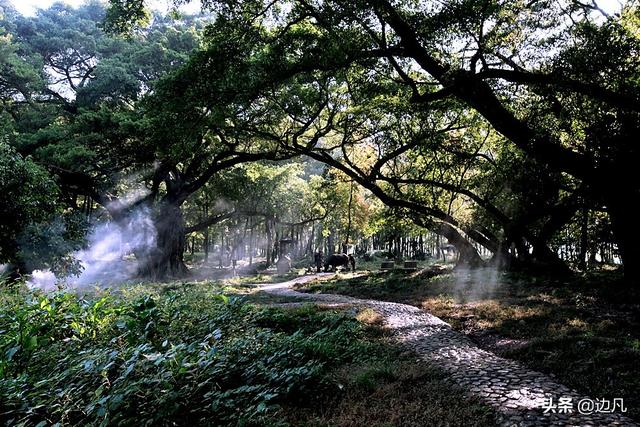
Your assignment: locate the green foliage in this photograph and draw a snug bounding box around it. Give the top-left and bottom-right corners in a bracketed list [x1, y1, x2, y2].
[16, 213, 88, 276]
[0, 30, 43, 100]
[0, 283, 373, 426]
[0, 2, 206, 276]
[105, 0, 151, 36]
[0, 142, 62, 270]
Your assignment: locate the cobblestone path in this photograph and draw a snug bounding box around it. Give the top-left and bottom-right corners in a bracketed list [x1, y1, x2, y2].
[253, 275, 636, 427]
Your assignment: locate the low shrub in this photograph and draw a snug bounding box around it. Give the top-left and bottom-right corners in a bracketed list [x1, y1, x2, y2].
[0, 284, 370, 426]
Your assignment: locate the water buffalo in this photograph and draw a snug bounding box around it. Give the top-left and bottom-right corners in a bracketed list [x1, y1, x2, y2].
[324, 253, 356, 272]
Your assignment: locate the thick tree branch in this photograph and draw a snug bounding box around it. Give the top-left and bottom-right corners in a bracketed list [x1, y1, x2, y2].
[184, 210, 235, 234]
[371, 0, 601, 186]
[477, 68, 640, 112]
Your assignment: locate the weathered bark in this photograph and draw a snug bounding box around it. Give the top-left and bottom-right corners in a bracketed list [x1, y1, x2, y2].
[138, 202, 188, 279]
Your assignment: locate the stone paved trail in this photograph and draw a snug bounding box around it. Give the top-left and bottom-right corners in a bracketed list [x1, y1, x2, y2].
[252, 274, 636, 427]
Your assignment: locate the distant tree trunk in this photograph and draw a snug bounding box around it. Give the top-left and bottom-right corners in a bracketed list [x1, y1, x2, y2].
[344, 181, 354, 252]
[578, 206, 588, 270]
[274, 225, 280, 262]
[204, 229, 209, 261]
[240, 217, 249, 260]
[220, 233, 225, 268]
[248, 217, 254, 265]
[308, 222, 315, 255]
[203, 199, 209, 261]
[328, 232, 335, 254]
[265, 218, 274, 267]
[496, 200, 575, 273]
[609, 200, 640, 284]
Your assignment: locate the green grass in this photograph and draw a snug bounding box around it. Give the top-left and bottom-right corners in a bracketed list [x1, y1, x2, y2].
[295, 268, 640, 420]
[0, 278, 496, 426]
[295, 266, 452, 304]
[86, 277, 307, 305]
[353, 256, 446, 273]
[221, 271, 305, 285]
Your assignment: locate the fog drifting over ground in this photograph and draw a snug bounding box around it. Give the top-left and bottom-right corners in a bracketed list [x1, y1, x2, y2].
[27, 208, 157, 291]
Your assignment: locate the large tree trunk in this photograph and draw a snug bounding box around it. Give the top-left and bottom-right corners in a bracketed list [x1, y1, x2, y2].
[435, 222, 484, 268]
[410, 215, 484, 267]
[138, 202, 188, 279]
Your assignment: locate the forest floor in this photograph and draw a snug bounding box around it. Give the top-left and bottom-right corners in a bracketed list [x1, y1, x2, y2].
[292, 266, 640, 423]
[3, 267, 637, 425]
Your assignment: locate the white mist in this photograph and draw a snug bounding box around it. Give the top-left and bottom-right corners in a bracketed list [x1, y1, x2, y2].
[27, 207, 157, 291]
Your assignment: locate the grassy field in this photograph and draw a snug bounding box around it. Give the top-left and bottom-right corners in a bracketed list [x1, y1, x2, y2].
[295, 267, 640, 420]
[0, 278, 496, 426]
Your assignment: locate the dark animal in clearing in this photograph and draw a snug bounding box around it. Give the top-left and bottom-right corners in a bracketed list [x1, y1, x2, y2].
[324, 253, 356, 272]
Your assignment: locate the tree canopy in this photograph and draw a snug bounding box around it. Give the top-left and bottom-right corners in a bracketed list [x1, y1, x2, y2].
[1, 0, 638, 283]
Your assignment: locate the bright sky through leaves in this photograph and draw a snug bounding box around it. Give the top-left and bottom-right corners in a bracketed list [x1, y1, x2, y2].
[6, 0, 628, 18]
[9, 0, 202, 16]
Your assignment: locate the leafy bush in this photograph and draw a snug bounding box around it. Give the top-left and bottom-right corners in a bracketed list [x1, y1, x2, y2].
[0, 283, 372, 426]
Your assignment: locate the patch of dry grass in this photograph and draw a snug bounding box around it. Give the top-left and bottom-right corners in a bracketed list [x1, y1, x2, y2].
[355, 308, 384, 326]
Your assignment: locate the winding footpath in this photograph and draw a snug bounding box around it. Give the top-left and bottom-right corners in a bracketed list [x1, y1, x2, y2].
[253, 274, 636, 427]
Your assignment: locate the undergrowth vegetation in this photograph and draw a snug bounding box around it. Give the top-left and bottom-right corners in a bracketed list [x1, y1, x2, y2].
[0, 280, 495, 426]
